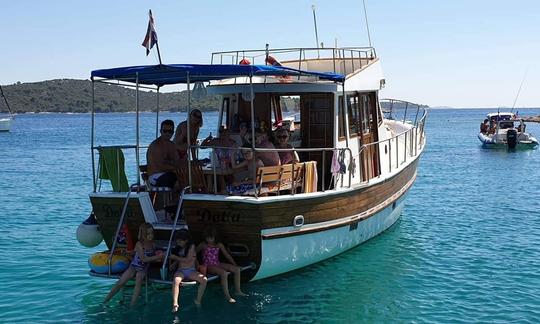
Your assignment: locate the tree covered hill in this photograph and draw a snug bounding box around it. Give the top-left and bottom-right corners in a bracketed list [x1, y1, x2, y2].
[0, 79, 221, 113]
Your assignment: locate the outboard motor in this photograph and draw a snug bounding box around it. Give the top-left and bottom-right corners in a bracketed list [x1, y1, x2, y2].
[507, 129, 518, 149]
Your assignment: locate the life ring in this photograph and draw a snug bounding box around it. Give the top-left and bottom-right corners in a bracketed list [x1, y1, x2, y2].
[88, 252, 130, 274]
[265, 55, 282, 66]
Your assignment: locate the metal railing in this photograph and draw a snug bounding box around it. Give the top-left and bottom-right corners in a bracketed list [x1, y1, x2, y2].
[160, 186, 189, 280]
[192, 145, 354, 197]
[107, 183, 138, 276]
[211, 47, 377, 75]
[91, 145, 149, 192]
[356, 99, 428, 183]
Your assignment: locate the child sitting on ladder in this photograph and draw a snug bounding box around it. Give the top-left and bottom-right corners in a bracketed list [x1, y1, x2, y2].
[196, 227, 247, 303]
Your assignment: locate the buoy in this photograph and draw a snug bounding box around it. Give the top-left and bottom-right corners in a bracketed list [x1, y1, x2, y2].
[76, 213, 103, 248]
[88, 252, 130, 274]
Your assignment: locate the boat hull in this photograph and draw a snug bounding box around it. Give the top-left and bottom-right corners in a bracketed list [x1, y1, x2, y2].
[254, 190, 407, 280]
[478, 132, 539, 149]
[183, 158, 419, 281]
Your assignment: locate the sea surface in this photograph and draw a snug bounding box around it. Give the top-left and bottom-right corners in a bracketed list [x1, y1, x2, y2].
[1, 109, 539, 323]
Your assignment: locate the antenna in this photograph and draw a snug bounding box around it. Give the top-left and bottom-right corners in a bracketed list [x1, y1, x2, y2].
[511, 70, 528, 113]
[311, 5, 320, 58]
[362, 0, 373, 48]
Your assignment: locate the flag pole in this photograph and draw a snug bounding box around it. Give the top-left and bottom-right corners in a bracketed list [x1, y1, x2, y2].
[155, 42, 163, 65]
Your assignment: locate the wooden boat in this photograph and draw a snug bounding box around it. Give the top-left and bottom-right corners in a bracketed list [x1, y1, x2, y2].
[478, 112, 538, 149]
[82, 47, 427, 284]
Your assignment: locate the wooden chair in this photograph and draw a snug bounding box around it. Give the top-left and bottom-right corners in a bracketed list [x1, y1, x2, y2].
[176, 161, 207, 194]
[255, 163, 306, 196]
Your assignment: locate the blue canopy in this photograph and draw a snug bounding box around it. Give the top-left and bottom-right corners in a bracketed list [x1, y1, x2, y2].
[91, 64, 344, 86]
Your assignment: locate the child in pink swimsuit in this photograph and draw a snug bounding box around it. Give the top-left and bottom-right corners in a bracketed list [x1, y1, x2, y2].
[196, 227, 247, 303]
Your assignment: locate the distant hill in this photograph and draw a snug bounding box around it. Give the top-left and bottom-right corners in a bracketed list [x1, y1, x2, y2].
[0, 79, 221, 113]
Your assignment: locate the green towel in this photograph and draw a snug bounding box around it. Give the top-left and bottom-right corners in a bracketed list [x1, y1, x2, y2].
[98, 147, 129, 192]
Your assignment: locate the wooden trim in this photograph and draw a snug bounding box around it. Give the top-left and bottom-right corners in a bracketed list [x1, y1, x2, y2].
[261, 171, 416, 240]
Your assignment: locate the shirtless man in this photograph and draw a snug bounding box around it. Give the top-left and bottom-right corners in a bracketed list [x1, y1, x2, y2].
[174, 109, 203, 160]
[147, 119, 179, 187]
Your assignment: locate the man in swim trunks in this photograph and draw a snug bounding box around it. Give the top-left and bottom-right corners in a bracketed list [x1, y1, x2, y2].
[147, 119, 179, 187]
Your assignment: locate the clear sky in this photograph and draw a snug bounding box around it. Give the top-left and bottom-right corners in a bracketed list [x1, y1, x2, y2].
[1, 0, 539, 108]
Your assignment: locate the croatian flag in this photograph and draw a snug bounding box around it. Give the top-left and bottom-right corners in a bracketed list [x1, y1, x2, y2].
[141, 10, 158, 56]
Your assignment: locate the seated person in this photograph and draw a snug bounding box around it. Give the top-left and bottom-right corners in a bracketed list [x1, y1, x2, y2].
[229, 146, 263, 195]
[254, 129, 280, 167]
[147, 120, 179, 187]
[201, 126, 237, 170]
[274, 127, 300, 165]
[230, 121, 249, 147]
[231, 146, 263, 183]
[480, 119, 489, 134]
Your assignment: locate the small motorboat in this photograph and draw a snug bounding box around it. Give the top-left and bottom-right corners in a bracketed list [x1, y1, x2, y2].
[478, 112, 538, 149]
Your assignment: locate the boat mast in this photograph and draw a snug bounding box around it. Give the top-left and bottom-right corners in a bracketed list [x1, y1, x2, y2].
[0, 85, 13, 115]
[511, 70, 527, 113]
[362, 0, 373, 48]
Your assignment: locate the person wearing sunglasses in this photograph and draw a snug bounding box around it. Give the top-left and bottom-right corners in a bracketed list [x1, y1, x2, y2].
[174, 109, 204, 160]
[274, 127, 299, 165]
[147, 119, 180, 187]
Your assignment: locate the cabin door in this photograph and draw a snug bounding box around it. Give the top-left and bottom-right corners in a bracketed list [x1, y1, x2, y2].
[300, 93, 334, 190]
[359, 93, 380, 179]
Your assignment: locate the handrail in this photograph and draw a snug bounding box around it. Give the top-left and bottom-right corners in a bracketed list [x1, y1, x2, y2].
[160, 186, 190, 280]
[357, 103, 428, 183]
[107, 183, 138, 276]
[195, 145, 354, 194]
[211, 46, 377, 74]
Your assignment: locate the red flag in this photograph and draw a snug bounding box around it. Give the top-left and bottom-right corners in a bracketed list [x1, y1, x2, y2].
[141, 10, 158, 56]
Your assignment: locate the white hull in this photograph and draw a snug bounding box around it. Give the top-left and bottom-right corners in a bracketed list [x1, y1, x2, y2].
[253, 192, 407, 280]
[478, 132, 538, 149]
[0, 117, 13, 132]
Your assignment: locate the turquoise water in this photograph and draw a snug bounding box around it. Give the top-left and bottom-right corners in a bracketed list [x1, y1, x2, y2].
[1, 109, 539, 323]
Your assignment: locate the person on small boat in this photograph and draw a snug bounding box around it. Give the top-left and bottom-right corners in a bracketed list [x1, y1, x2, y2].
[254, 129, 281, 166]
[274, 127, 300, 165]
[480, 119, 489, 134]
[147, 119, 180, 187]
[196, 227, 247, 303]
[103, 223, 164, 307]
[170, 229, 207, 312]
[174, 109, 204, 160]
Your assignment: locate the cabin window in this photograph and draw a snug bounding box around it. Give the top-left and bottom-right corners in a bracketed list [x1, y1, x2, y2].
[361, 94, 372, 134]
[338, 96, 346, 139]
[347, 95, 360, 136]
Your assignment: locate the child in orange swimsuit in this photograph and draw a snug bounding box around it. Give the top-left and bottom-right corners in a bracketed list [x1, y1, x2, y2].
[196, 227, 247, 303]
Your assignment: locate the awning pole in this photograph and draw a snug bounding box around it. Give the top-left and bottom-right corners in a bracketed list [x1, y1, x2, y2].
[155, 87, 160, 138]
[136, 73, 141, 187]
[186, 73, 192, 192]
[249, 74, 257, 198]
[91, 77, 96, 192]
